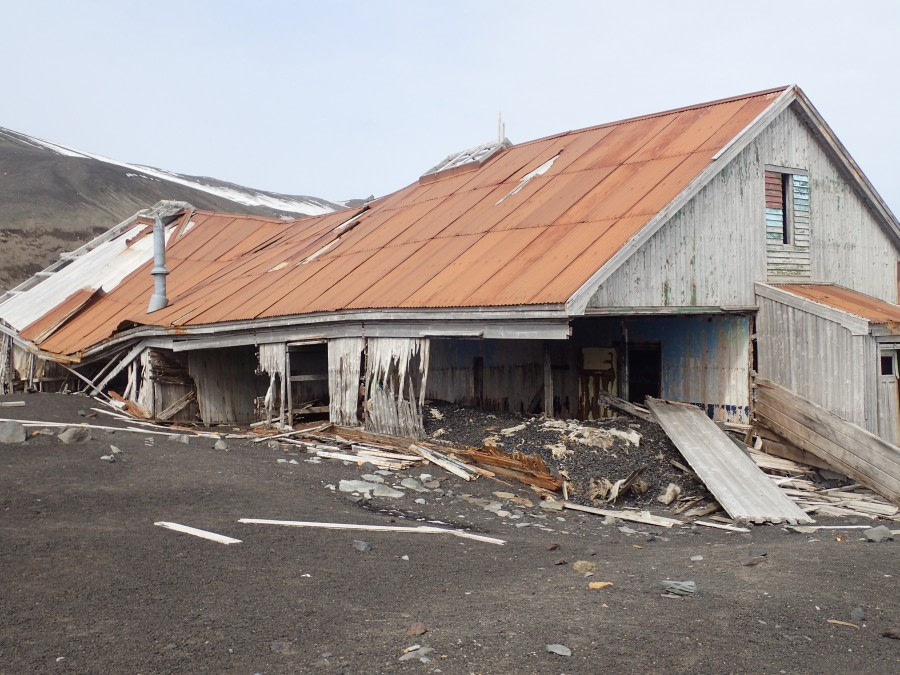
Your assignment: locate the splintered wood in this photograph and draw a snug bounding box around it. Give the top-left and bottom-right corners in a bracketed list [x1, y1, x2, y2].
[255, 422, 561, 491]
[364, 338, 430, 439]
[749, 448, 899, 521]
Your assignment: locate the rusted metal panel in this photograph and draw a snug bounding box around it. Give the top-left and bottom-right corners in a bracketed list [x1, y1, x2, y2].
[3, 89, 789, 358]
[774, 284, 900, 327]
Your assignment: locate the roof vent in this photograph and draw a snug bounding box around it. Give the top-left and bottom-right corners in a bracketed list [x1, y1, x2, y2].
[420, 137, 511, 184]
[147, 215, 169, 313]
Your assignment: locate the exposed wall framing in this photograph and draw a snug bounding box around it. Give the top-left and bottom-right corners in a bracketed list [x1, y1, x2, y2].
[188, 346, 265, 425]
[365, 337, 429, 438]
[257, 342, 287, 425]
[133, 348, 199, 422]
[0, 334, 12, 394]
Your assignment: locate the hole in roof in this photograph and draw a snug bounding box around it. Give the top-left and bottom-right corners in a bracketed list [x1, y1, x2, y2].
[496, 154, 560, 204]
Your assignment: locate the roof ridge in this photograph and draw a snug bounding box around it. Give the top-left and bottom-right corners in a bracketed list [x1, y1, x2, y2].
[509, 86, 792, 151]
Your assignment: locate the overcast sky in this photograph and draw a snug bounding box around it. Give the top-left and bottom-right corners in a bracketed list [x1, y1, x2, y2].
[2, 1, 898, 212]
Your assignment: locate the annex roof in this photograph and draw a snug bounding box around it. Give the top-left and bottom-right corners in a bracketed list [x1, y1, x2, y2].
[4, 87, 796, 357]
[774, 284, 900, 326]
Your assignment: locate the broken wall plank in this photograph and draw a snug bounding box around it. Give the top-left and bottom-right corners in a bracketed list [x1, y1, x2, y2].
[364, 337, 429, 439]
[237, 518, 505, 545]
[694, 520, 751, 533]
[755, 378, 900, 504]
[154, 521, 242, 545]
[560, 501, 683, 527]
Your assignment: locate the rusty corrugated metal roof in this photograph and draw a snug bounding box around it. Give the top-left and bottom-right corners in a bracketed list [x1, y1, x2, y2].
[776, 284, 900, 325]
[27, 88, 787, 356]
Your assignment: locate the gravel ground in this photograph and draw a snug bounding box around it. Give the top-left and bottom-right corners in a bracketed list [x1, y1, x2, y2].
[1, 393, 898, 674]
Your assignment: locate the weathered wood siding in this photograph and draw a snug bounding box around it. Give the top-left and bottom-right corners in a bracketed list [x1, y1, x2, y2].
[364, 337, 429, 438]
[570, 316, 751, 423]
[426, 339, 547, 414]
[589, 104, 898, 308]
[765, 172, 811, 278]
[189, 346, 266, 425]
[328, 337, 364, 427]
[756, 294, 877, 430]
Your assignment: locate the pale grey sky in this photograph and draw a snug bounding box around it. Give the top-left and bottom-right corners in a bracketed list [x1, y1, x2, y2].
[2, 1, 898, 212]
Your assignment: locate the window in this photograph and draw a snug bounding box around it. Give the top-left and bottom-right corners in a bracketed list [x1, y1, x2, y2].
[765, 169, 807, 244]
[882, 352, 898, 377]
[765, 166, 810, 278]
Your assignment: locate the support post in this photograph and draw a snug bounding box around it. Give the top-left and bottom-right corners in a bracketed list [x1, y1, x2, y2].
[543, 342, 553, 417]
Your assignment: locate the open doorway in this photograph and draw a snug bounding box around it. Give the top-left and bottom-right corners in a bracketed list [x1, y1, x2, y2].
[627, 343, 661, 404]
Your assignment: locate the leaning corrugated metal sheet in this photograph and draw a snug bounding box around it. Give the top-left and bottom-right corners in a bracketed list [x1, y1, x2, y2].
[647, 398, 813, 524]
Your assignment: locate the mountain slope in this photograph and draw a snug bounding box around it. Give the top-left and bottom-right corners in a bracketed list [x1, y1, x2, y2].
[0, 126, 346, 290]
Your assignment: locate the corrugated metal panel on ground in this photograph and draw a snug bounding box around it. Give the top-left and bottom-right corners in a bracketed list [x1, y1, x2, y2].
[6, 89, 786, 357]
[646, 398, 813, 524]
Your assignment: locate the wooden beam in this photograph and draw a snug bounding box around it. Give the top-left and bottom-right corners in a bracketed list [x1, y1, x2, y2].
[154, 521, 242, 545]
[237, 519, 506, 545]
[89, 343, 145, 395]
[543, 342, 553, 418]
[560, 501, 683, 528]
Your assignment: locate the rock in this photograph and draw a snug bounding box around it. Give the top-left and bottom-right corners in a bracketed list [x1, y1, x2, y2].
[572, 560, 597, 574]
[214, 439, 227, 450]
[554, 559, 568, 565]
[618, 526, 639, 535]
[361, 474, 385, 484]
[588, 581, 613, 590]
[423, 480, 440, 489]
[398, 646, 434, 662]
[401, 555, 410, 561]
[850, 606, 866, 622]
[374, 470, 393, 476]
[741, 557, 765, 567]
[100, 454, 116, 462]
[400, 477, 428, 493]
[661, 580, 697, 596]
[288, 459, 299, 464]
[110, 445, 122, 454]
[277, 458, 289, 464]
[750, 547, 768, 557]
[77, 409, 86, 417]
[57, 427, 91, 444]
[338, 479, 381, 494]
[414, 498, 426, 505]
[493, 491, 516, 499]
[406, 621, 427, 637]
[496, 510, 511, 517]
[864, 525, 893, 543]
[0, 421, 26, 444]
[656, 483, 681, 505]
[546, 542, 560, 551]
[546, 643, 571, 657]
[372, 485, 405, 498]
[483, 501, 503, 513]
[352, 540, 372, 552]
[539, 499, 564, 512]
[690, 555, 703, 562]
[602, 515, 620, 525]
[266, 440, 280, 449]
[882, 628, 900, 639]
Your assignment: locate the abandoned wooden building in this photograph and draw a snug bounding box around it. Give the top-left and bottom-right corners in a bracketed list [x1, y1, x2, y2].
[1, 85, 898, 456]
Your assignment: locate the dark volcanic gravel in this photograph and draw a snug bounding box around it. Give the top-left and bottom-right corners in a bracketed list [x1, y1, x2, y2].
[423, 400, 710, 509]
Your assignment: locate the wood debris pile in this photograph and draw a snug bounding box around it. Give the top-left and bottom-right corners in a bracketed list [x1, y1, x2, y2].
[749, 448, 899, 521]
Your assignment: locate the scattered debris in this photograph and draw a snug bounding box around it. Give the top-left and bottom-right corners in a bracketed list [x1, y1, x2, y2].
[826, 619, 859, 630]
[398, 646, 434, 662]
[545, 644, 572, 657]
[214, 439, 227, 450]
[572, 560, 597, 574]
[237, 519, 506, 545]
[694, 520, 751, 533]
[352, 540, 372, 552]
[100, 454, 116, 463]
[154, 521, 242, 545]
[657, 483, 681, 505]
[661, 580, 697, 597]
[562, 501, 682, 528]
[0, 401, 26, 407]
[588, 581, 613, 590]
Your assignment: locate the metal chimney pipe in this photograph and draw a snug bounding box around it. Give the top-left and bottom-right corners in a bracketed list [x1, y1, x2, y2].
[146, 215, 169, 313]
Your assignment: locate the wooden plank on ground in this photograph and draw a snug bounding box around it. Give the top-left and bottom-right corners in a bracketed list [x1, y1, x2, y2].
[154, 521, 242, 545]
[560, 501, 682, 528]
[237, 519, 505, 545]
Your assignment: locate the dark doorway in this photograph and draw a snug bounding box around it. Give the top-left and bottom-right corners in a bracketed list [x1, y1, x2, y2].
[627, 343, 661, 404]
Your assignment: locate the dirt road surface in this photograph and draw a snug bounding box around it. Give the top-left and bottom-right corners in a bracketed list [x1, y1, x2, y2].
[1, 394, 897, 673]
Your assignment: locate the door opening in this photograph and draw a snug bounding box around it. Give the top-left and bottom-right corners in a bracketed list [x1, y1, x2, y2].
[627, 343, 661, 404]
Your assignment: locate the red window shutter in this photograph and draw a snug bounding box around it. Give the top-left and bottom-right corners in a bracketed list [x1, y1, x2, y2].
[765, 171, 784, 210]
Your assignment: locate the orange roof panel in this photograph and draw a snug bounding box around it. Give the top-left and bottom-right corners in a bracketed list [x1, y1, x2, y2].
[775, 284, 900, 326]
[15, 87, 788, 356]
